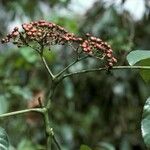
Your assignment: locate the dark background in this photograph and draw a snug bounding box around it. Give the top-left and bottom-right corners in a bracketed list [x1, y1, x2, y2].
[0, 0, 150, 149]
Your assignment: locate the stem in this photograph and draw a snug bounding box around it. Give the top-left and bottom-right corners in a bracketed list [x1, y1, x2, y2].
[41, 55, 55, 80]
[52, 135, 62, 150]
[55, 55, 89, 79]
[46, 81, 57, 110]
[38, 45, 62, 150]
[0, 108, 43, 119]
[61, 65, 150, 80]
[43, 108, 52, 150]
[113, 66, 150, 70]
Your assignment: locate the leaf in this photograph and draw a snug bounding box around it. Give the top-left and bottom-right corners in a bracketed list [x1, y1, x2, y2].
[127, 50, 150, 66]
[80, 145, 92, 150]
[0, 127, 9, 150]
[141, 97, 150, 148]
[127, 50, 150, 83]
[140, 58, 150, 83]
[98, 142, 115, 150]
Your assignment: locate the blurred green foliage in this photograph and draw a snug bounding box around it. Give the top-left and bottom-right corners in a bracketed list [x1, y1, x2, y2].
[0, 0, 150, 150]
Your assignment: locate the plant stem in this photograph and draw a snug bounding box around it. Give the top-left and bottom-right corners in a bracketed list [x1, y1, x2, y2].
[38, 46, 62, 150]
[0, 108, 43, 119]
[60, 65, 150, 80]
[42, 108, 53, 150]
[52, 135, 62, 150]
[55, 55, 89, 78]
[113, 66, 150, 70]
[41, 55, 55, 80]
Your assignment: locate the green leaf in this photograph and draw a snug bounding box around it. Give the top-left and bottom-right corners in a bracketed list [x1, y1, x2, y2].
[140, 58, 150, 83]
[80, 145, 92, 150]
[127, 50, 150, 83]
[0, 127, 9, 150]
[98, 142, 115, 150]
[127, 50, 150, 66]
[141, 97, 150, 148]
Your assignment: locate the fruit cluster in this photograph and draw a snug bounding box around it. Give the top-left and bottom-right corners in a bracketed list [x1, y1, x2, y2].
[1, 20, 82, 46]
[80, 34, 117, 67]
[1, 27, 19, 43]
[1, 20, 117, 67]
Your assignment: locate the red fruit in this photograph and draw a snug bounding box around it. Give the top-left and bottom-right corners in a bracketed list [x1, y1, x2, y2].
[77, 38, 83, 41]
[64, 37, 70, 41]
[27, 24, 32, 29]
[31, 28, 37, 33]
[108, 62, 113, 67]
[1, 39, 5, 43]
[82, 42, 87, 48]
[83, 48, 87, 52]
[22, 24, 27, 29]
[13, 31, 19, 37]
[90, 36, 96, 41]
[32, 21, 38, 25]
[112, 57, 117, 63]
[86, 33, 90, 37]
[14, 27, 19, 31]
[32, 32, 37, 36]
[7, 34, 12, 38]
[96, 38, 102, 42]
[39, 20, 46, 23]
[38, 29, 42, 32]
[106, 53, 112, 58]
[27, 32, 32, 36]
[107, 49, 113, 54]
[96, 44, 102, 49]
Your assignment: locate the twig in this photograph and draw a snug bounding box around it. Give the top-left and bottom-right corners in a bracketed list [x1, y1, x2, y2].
[60, 65, 150, 80]
[41, 55, 55, 80]
[0, 108, 43, 119]
[55, 55, 89, 78]
[52, 134, 62, 150]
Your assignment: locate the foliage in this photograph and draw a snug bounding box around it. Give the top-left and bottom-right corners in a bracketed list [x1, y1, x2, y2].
[0, 127, 9, 150]
[127, 50, 150, 83]
[0, 0, 150, 150]
[142, 97, 150, 149]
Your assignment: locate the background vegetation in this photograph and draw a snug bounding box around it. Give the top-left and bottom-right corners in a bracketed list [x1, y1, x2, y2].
[0, 0, 150, 149]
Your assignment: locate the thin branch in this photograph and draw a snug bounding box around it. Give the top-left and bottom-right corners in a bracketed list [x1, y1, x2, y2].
[41, 55, 55, 80]
[52, 135, 62, 150]
[113, 66, 150, 70]
[60, 66, 150, 80]
[0, 108, 43, 119]
[55, 55, 89, 78]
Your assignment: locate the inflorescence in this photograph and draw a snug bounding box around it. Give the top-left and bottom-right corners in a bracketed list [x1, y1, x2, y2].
[1, 20, 117, 67]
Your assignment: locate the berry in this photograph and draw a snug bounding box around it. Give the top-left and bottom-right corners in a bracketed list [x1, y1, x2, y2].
[0, 20, 117, 68]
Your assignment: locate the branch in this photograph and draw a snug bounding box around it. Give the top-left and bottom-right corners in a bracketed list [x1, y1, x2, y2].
[52, 135, 62, 150]
[113, 66, 150, 70]
[41, 55, 55, 80]
[61, 66, 150, 80]
[0, 108, 44, 119]
[55, 55, 89, 78]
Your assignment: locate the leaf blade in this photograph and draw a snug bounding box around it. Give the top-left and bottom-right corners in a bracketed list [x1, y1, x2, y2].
[141, 97, 150, 148]
[80, 145, 92, 150]
[0, 127, 9, 150]
[127, 50, 150, 66]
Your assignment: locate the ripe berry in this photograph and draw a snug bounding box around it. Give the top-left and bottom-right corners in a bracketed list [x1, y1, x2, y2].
[14, 27, 19, 31]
